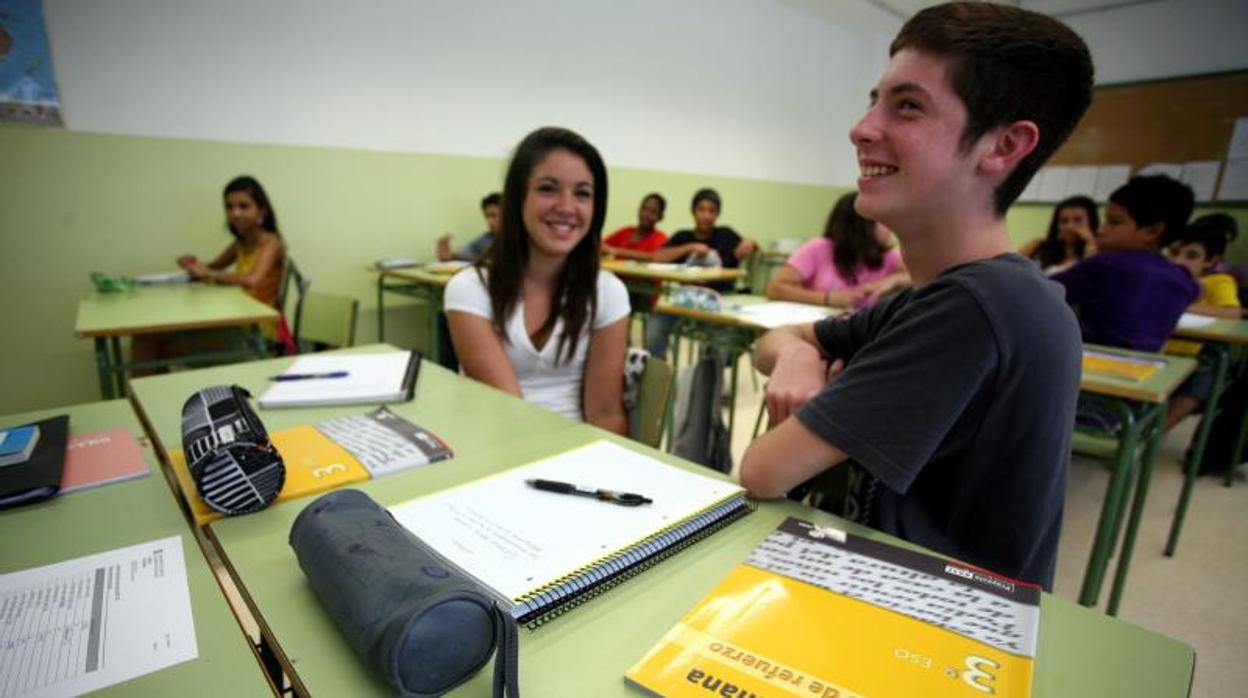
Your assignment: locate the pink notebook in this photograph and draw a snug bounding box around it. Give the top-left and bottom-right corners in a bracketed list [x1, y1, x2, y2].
[61, 428, 150, 493]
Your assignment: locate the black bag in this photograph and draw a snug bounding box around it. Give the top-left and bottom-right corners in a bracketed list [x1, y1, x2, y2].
[1193, 371, 1248, 476]
[289, 489, 519, 697]
[181, 385, 285, 515]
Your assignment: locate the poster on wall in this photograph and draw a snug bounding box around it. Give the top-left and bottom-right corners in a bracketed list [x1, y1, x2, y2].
[0, 0, 63, 126]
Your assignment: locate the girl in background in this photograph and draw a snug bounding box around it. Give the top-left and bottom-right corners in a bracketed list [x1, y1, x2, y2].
[444, 127, 630, 433]
[765, 191, 907, 309]
[1019, 194, 1099, 273]
[178, 175, 287, 307]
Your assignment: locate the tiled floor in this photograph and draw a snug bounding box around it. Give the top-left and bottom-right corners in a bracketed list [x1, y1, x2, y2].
[721, 355, 1247, 698]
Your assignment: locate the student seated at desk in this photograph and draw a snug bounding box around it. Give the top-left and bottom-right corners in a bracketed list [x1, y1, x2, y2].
[644, 188, 758, 358]
[1163, 216, 1242, 430]
[1018, 194, 1099, 273]
[436, 192, 501, 262]
[176, 176, 287, 307]
[445, 127, 630, 434]
[1052, 175, 1197, 352]
[603, 193, 668, 261]
[739, 2, 1093, 589]
[134, 176, 291, 371]
[765, 191, 908, 310]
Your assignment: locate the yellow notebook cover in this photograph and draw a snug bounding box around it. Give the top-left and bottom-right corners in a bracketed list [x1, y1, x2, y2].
[170, 425, 369, 525]
[1081, 350, 1164, 382]
[626, 518, 1040, 698]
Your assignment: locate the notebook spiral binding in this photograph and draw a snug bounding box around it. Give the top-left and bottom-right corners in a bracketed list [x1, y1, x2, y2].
[517, 495, 754, 629]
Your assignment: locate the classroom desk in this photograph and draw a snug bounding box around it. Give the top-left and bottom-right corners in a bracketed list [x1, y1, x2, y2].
[1165, 315, 1248, 556]
[372, 266, 454, 360]
[0, 401, 272, 697]
[1077, 345, 1196, 616]
[127, 344, 579, 521]
[654, 294, 841, 439]
[204, 422, 1192, 697]
[75, 284, 277, 401]
[601, 259, 746, 287]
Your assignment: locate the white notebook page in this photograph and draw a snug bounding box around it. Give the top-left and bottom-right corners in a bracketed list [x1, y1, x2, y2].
[388, 440, 743, 601]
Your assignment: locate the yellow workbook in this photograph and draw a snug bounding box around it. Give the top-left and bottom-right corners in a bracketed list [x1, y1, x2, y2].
[1081, 349, 1165, 382]
[626, 518, 1040, 698]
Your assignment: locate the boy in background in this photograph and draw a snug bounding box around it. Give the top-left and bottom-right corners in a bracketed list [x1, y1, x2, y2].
[740, 2, 1092, 588]
[436, 192, 502, 262]
[645, 188, 757, 358]
[1052, 175, 1197, 352]
[1164, 215, 1242, 429]
[603, 193, 668, 260]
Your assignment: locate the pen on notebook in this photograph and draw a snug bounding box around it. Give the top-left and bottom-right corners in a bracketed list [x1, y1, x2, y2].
[525, 478, 653, 506]
[269, 370, 350, 382]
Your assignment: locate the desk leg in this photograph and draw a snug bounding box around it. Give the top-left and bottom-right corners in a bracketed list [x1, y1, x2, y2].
[726, 348, 740, 439]
[93, 337, 115, 400]
[1164, 344, 1230, 556]
[427, 300, 440, 365]
[1107, 402, 1166, 616]
[377, 274, 387, 342]
[1223, 349, 1248, 488]
[664, 326, 684, 450]
[1078, 401, 1138, 607]
[109, 336, 127, 398]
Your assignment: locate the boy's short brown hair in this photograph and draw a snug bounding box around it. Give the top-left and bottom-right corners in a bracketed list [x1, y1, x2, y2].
[892, 2, 1094, 214]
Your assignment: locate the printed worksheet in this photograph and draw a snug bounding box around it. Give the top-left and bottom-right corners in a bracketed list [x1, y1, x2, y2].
[0, 536, 197, 698]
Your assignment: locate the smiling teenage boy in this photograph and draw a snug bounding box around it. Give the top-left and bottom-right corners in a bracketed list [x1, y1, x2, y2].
[739, 2, 1093, 588]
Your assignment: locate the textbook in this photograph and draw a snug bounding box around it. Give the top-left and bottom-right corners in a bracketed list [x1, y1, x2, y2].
[170, 407, 450, 525]
[374, 257, 419, 270]
[60, 428, 150, 493]
[626, 518, 1040, 698]
[389, 440, 751, 625]
[258, 350, 421, 408]
[1082, 349, 1165, 382]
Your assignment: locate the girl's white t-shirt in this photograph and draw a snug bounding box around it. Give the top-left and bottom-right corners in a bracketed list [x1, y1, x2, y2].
[443, 268, 630, 421]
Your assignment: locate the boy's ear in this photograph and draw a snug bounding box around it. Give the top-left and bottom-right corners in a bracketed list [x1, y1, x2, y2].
[978, 120, 1040, 176]
[1139, 222, 1165, 246]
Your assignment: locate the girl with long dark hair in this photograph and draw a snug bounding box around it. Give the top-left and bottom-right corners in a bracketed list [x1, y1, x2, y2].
[766, 192, 907, 308]
[1018, 195, 1099, 273]
[443, 127, 630, 433]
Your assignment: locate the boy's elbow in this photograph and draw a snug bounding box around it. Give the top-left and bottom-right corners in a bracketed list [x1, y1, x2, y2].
[739, 451, 785, 499]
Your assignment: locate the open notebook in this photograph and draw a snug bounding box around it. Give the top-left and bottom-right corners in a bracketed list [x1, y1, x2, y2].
[258, 351, 420, 408]
[389, 440, 751, 625]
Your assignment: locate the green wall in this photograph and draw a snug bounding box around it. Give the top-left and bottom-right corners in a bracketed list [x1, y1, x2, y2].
[4, 125, 1246, 415]
[0, 126, 841, 414]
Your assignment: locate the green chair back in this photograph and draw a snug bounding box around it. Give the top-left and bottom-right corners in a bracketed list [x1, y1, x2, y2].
[632, 356, 674, 449]
[297, 291, 359, 351]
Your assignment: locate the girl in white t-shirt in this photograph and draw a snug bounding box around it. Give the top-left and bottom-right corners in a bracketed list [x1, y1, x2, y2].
[444, 127, 630, 433]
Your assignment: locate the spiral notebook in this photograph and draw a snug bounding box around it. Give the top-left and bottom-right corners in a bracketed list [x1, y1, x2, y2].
[388, 440, 751, 625]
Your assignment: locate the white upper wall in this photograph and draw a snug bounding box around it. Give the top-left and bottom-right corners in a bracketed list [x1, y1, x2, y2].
[1034, 0, 1248, 84]
[42, 0, 900, 187]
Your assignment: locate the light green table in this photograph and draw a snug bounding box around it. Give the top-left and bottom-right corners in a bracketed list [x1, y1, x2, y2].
[373, 266, 455, 363]
[0, 401, 272, 697]
[1077, 345, 1196, 616]
[1166, 315, 1248, 555]
[202, 423, 1193, 697]
[75, 284, 278, 400]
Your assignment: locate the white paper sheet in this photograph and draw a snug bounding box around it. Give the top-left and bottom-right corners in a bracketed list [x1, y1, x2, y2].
[0, 536, 197, 698]
[728, 301, 837, 329]
[259, 351, 415, 408]
[1064, 165, 1099, 199]
[1227, 117, 1248, 160]
[1178, 313, 1218, 329]
[389, 440, 743, 601]
[1093, 165, 1132, 201]
[1137, 162, 1184, 180]
[1038, 166, 1070, 201]
[1217, 158, 1248, 201]
[1180, 161, 1222, 202]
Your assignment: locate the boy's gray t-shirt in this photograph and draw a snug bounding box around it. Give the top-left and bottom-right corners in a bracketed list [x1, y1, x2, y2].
[794, 254, 1080, 588]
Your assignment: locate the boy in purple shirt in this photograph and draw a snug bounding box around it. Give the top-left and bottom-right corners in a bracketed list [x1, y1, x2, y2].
[1052, 175, 1197, 352]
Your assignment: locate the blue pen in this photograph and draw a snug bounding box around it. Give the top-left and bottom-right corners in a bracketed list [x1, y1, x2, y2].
[269, 370, 349, 382]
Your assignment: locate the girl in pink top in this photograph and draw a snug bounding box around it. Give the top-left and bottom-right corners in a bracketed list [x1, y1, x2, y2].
[766, 192, 908, 309]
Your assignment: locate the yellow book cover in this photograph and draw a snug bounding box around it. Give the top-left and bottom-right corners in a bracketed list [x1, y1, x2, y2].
[170, 425, 369, 525]
[1081, 350, 1164, 382]
[626, 518, 1040, 698]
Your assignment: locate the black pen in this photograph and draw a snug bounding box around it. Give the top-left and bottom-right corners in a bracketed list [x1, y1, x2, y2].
[269, 370, 349, 382]
[525, 478, 653, 506]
